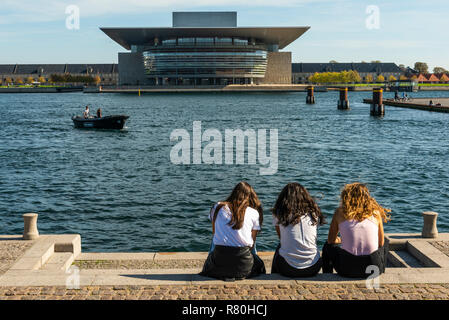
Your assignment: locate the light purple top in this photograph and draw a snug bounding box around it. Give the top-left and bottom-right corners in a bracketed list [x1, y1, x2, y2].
[339, 217, 379, 256]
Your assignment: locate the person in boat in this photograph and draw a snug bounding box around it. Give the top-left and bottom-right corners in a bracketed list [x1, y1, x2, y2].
[322, 182, 391, 278]
[200, 181, 266, 281]
[83, 106, 90, 119]
[96, 108, 102, 118]
[271, 183, 326, 278]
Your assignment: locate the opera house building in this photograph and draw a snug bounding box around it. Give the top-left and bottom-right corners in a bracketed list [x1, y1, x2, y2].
[101, 12, 309, 86]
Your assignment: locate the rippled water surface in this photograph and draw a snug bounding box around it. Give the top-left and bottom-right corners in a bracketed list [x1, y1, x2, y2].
[0, 91, 448, 252]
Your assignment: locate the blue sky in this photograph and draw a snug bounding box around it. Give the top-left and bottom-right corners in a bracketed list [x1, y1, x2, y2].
[1, 0, 448, 70]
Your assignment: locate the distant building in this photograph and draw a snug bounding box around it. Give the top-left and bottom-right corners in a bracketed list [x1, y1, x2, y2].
[416, 73, 449, 83]
[292, 62, 403, 83]
[101, 12, 309, 86]
[0, 64, 118, 85]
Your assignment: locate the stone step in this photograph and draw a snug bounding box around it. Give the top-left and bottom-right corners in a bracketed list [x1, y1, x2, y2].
[41, 252, 74, 271]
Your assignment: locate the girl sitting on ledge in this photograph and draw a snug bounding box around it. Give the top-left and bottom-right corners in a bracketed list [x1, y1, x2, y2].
[200, 181, 266, 281]
[271, 183, 326, 277]
[323, 182, 391, 278]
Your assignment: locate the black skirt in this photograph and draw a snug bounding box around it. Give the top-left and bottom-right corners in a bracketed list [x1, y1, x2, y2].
[200, 245, 266, 281]
[322, 241, 389, 278]
[271, 244, 322, 278]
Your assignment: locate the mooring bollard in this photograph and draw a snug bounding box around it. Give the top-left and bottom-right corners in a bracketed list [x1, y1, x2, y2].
[337, 87, 349, 109]
[370, 88, 385, 116]
[23, 213, 39, 240]
[422, 211, 438, 238]
[306, 86, 315, 104]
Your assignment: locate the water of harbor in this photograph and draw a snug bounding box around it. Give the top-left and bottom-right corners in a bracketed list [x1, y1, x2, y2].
[0, 91, 448, 252]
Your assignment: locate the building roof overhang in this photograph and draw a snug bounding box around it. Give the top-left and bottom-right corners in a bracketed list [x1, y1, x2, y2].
[100, 27, 310, 50]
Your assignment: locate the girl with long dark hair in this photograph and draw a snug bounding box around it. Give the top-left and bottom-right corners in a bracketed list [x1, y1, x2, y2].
[200, 181, 266, 281]
[271, 182, 325, 277]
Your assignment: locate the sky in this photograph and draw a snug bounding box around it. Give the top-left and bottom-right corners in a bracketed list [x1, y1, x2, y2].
[1, 0, 448, 70]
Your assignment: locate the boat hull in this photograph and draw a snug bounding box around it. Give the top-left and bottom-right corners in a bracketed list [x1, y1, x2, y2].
[72, 115, 129, 129]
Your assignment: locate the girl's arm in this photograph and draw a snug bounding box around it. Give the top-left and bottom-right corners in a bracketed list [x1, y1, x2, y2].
[377, 215, 385, 248]
[327, 208, 341, 244]
[251, 230, 259, 249]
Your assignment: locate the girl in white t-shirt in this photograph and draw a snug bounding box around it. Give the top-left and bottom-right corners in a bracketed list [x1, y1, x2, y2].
[271, 182, 326, 277]
[200, 181, 266, 281]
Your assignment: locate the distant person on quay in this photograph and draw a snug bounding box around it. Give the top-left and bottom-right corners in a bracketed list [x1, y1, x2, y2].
[322, 182, 391, 278]
[200, 181, 266, 281]
[270, 183, 326, 278]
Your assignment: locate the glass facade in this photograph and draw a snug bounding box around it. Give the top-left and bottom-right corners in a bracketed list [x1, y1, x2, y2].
[142, 37, 268, 85]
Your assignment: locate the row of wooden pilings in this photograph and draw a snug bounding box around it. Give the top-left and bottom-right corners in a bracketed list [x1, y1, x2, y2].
[306, 86, 385, 116]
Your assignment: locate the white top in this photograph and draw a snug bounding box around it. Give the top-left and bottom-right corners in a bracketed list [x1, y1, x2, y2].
[209, 203, 261, 247]
[273, 214, 320, 269]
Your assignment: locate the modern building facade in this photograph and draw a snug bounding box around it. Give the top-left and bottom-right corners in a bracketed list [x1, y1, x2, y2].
[292, 62, 403, 83]
[101, 12, 309, 86]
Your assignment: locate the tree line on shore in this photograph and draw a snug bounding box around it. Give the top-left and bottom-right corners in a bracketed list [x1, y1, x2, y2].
[0, 74, 102, 86]
[307, 71, 409, 84]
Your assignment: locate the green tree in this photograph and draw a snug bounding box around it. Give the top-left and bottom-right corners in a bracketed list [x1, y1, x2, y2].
[371, 60, 381, 63]
[414, 62, 428, 73]
[433, 66, 448, 74]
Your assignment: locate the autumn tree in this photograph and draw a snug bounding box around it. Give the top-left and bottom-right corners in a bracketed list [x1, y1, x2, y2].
[388, 75, 397, 82]
[348, 70, 362, 83]
[365, 74, 374, 83]
[16, 77, 24, 84]
[376, 75, 385, 82]
[26, 76, 34, 84]
[94, 75, 101, 85]
[38, 76, 46, 83]
[399, 75, 408, 80]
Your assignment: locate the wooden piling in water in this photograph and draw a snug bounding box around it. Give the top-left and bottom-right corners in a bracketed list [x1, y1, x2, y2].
[306, 86, 315, 104]
[370, 88, 384, 116]
[337, 87, 349, 110]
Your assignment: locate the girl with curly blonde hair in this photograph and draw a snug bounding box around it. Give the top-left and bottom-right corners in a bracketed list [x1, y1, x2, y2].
[322, 183, 391, 278]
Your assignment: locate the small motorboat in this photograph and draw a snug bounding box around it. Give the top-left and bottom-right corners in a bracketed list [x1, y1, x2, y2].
[72, 115, 129, 129]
